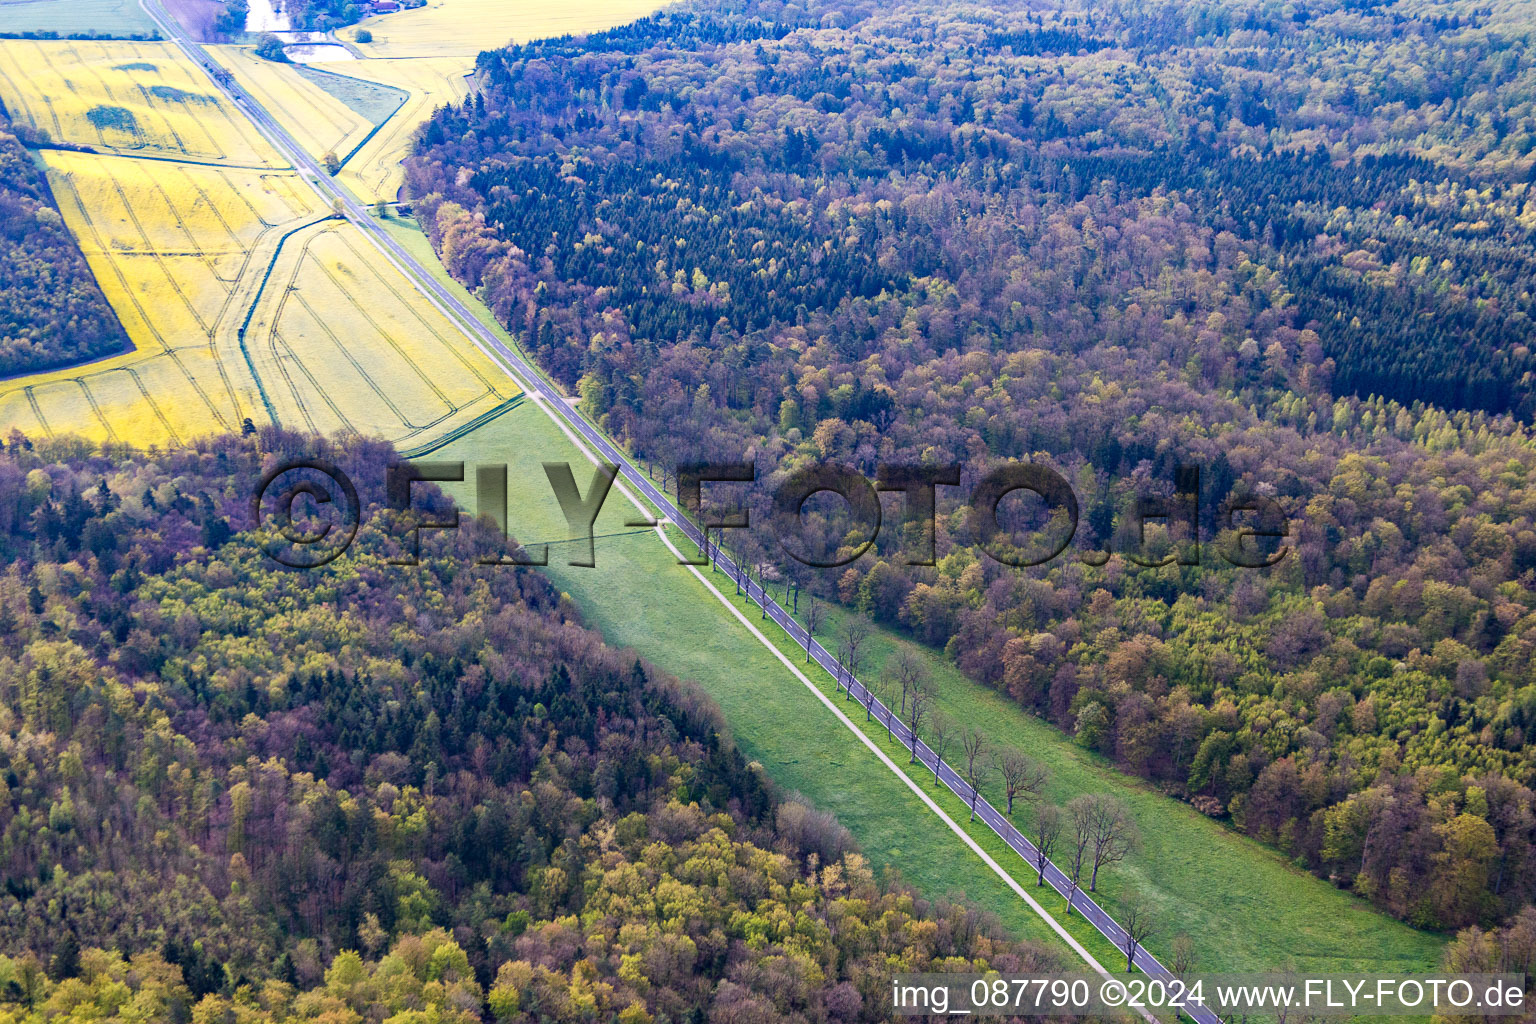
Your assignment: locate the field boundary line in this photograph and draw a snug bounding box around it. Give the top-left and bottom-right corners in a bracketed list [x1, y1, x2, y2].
[396, 393, 524, 458]
[329, 227, 483, 401]
[236, 213, 335, 425]
[334, 83, 408, 171]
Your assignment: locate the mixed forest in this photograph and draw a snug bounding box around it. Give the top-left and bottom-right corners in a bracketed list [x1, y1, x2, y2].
[407, 0, 1536, 934]
[0, 113, 127, 377]
[278, 0, 374, 32]
[0, 431, 1064, 1023]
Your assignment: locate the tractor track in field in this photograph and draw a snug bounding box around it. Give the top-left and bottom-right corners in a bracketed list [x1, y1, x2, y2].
[232, 212, 335, 426]
[28, 162, 235, 430]
[123, 364, 183, 444]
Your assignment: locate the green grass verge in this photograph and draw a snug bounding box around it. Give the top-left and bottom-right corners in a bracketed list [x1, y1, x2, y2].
[757, 599, 1447, 976]
[384, 210, 1447, 980]
[429, 404, 1101, 963]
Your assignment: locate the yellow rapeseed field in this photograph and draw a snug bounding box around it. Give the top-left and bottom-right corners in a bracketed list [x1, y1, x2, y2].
[242, 221, 509, 441]
[0, 39, 283, 165]
[352, 0, 668, 58]
[310, 55, 470, 202]
[46, 147, 315, 255]
[0, 39, 517, 449]
[207, 46, 374, 173]
[0, 150, 323, 444]
[203, 47, 439, 202]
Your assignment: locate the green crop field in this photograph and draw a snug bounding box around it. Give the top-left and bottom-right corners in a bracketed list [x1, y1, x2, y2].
[292, 63, 407, 124]
[0, 0, 158, 37]
[385, 210, 1447, 982]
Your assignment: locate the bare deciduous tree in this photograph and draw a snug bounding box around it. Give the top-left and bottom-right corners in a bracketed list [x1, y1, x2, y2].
[993, 749, 1047, 817]
[802, 597, 823, 664]
[864, 674, 885, 723]
[1076, 794, 1139, 891]
[904, 682, 932, 765]
[1172, 933, 1197, 977]
[1120, 897, 1157, 972]
[1030, 803, 1062, 888]
[960, 727, 990, 821]
[927, 712, 955, 784]
[841, 617, 870, 699]
[875, 673, 899, 738]
[1064, 796, 1096, 914]
[1263, 970, 1309, 1024]
[891, 644, 926, 715]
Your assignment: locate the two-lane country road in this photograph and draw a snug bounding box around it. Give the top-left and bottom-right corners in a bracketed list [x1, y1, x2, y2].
[709, 557, 1225, 1024]
[136, 4, 1222, 1018]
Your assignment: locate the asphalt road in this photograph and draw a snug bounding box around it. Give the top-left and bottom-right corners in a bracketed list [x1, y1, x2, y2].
[719, 561, 1223, 1024]
[137, 6, 1223, 1018]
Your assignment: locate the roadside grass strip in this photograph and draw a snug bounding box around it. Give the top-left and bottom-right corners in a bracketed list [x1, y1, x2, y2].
[429, 407, 1122, 970]
[772, 600, 1448, 978]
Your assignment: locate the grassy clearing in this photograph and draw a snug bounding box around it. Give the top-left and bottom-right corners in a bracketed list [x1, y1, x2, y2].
[0, 0, 157, 39]
[757, 600, 1447, 976]
[384, 210, 1446, 978]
